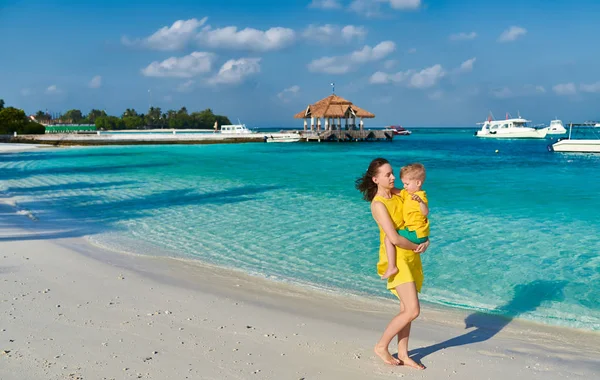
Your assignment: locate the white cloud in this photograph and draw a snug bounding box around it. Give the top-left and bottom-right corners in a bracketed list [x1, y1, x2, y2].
[89, 75, 102, 89]
[45, 85, 61, 94]
[553, 83, 577, 96]
[141, 52, 216, 78]
[407, 47, 417, 54]
[370, 71, 393, 84]
[308, 57, 351, 74]
[490, 85, 547, 98]
[208, 58, 261, 85]
[458, 57, 476, 73]
[308, 0, 342, 9]
[122, 18, 207, 50]
[580, 81, 600, 93]
[383, 59, 397, 69]
[20, 88, 33, 96]
[277, 85, 300, 102]
[369, 70, 413, 85]
[308, 41, 395, 74]
[498, 26, 527, 43]
[350, 41, 396, 62]
[349, 0, 382, 17]
[409, 64, 446, 88]
[302, 24, 367, 44]
[164, 95, 173, 102]
[524, 84, 546, 94]
[349, 0, 420, 16]
[177, 80, 195, 92]
[449, 32, 477, 41]
[369, 63, 446, 89]
[388, 0, 421, 10]
[197, 26, 295, 52]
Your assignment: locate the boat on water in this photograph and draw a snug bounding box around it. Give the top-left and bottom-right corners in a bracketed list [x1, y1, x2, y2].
[475, 113, 547, 139]
[220, 124, 254, 134]
[549, 122, 600, 153]
[265, 135, 301, 143]
[383, 125, 411, 135]
[264, 132, 301, 143]
[542, 119, 567, 135]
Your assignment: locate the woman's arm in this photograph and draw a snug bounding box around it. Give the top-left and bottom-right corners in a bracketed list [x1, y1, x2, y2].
[371, 201, 419, 250]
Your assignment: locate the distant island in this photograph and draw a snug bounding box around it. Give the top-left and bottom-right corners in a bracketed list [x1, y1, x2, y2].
[0, 98, 232, 135]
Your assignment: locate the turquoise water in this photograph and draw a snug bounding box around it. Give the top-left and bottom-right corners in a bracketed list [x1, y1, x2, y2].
[1, 128, 599, 331]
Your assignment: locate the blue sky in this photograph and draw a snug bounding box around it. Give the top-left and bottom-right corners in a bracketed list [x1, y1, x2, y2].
[1, 0, 599, 127]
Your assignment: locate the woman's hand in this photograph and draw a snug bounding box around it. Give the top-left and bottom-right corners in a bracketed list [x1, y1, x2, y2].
[414, 239, 430, 253]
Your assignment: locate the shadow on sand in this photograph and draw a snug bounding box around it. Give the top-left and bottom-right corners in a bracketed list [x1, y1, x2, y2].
[409, 280, 567, 364]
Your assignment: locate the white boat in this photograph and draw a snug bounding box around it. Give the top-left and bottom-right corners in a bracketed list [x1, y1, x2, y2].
[264, 133, 301, 143]
[549, 122, 600, 153]
[475, 114, 547, 139]
[220, 124, 253, 134]
[383, 126, 412, 136]
[542, 119, 567, 135]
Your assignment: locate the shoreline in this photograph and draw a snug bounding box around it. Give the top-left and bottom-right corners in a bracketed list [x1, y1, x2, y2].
[1, 200, 599, 379]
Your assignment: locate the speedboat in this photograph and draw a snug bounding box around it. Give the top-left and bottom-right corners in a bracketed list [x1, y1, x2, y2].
[475, 114, 547, 139]
[549, 122, 600, 153]
[264, 131, 301, 143]
[265, 135, 301, 143]
[383, 125, 411, 135]
[542, 119, 567, 135]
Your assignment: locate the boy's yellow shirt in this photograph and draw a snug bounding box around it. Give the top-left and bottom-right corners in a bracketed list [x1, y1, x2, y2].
[400, 189, 430, 239]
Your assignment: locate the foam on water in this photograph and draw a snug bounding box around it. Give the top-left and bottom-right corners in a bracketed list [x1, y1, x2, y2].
[1, 130, 599, 331]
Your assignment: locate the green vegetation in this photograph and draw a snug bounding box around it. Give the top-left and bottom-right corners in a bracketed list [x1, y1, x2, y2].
[0, 99, 45, 135]
[93, 107, 231, 131]
[45, 106, 231, 131]
[0, 99, 232, 134]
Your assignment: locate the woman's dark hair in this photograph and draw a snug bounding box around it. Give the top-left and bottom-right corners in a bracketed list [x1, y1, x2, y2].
[355, 157, 389, 202]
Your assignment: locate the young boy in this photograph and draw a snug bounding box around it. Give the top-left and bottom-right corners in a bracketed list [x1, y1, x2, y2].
[381, 163, 430, 280]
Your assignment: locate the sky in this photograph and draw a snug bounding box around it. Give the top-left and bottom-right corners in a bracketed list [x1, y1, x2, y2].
[1, 0, 600, 127]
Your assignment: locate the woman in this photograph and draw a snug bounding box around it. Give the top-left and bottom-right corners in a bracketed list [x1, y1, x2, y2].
[356, 157, 429, 370]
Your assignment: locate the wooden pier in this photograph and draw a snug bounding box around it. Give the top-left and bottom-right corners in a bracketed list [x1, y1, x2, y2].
[302, 130, 393, 142]
[294, 93, 388, 142]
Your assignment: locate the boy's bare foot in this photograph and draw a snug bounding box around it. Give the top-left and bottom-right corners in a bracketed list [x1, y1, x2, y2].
[381, 266, 398, 280]
[374, 345, 401, 366]
[398, 355, 426, 370]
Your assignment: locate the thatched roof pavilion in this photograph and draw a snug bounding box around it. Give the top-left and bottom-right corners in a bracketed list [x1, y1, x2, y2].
[294, 94, 375, 132]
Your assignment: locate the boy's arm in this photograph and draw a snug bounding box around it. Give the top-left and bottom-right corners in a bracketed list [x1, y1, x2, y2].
[419, 201, 429, 217]
[411, 191, 429, 216]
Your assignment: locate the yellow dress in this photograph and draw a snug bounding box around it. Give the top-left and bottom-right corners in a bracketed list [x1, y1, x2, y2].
[373, 193, 424, 298]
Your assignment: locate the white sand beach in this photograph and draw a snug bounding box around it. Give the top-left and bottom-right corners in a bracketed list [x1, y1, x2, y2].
[1, 200, 599, 380]
[0, 143, 52, 153]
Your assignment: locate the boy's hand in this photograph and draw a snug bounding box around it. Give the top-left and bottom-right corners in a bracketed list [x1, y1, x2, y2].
[411, 194, 423, 203]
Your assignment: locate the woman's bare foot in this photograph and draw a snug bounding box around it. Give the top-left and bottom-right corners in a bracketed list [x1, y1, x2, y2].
[374, 345, 401, 365]
[397, 355, 425, 370]
[381, 266, 398, 280]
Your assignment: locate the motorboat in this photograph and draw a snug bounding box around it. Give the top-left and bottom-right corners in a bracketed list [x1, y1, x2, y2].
[383, 125, 411, 135]
[542, 119, 567, 135]
[549, 122, 600, 153]
[220, 124, 253, 134]
[264, 133, 301, 143]
[475, 114, 547, 139]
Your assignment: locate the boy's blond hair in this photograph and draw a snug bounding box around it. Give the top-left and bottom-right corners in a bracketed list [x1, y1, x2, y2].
[400, 163, 426, 182]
